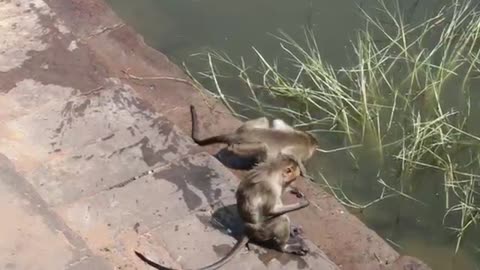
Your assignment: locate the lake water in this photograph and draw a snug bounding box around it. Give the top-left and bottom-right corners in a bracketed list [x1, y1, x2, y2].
[106, 0, 479, 269]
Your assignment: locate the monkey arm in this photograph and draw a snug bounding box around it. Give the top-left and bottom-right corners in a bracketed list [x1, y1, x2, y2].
[298, 162, 307, 178]
[228, 142, 268, 158]
[265, 200, 310, 221]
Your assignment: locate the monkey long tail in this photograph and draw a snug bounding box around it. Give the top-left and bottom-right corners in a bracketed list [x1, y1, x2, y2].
[197, 235, 249, 270]
[134, 235, 249, 270]
[134, 251, 172, 270]
[190, 105, 232, 146]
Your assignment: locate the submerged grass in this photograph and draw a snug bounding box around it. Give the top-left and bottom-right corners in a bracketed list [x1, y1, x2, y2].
[191, 0, 480, 254]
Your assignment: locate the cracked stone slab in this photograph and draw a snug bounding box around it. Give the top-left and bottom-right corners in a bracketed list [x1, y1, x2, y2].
[146, 213, 266, 270]
[67, 257, 112, 270]
[0, 79, 196, 206]
[0, 0, 109, 93]
[0, 79, 76, 173]
[0, 78, 191, 153]
[144, 212, 339, 270]
[55, 152, 241, 268]
[56, 153, 239, 239]
[0, 0, 51, 72]
[56, 152, 338, 269]
[0, 154, 111, 270]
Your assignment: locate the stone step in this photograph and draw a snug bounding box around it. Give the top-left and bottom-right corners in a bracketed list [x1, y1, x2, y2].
[57, 151, 338, 270]
[0, 77, 339, 269]
[0, 154, 110, 270]
[0, 81, 196, 206]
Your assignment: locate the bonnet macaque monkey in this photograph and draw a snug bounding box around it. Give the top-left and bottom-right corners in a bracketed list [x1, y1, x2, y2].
[134, 154, 310, 270]
[190, 105, 318, 179]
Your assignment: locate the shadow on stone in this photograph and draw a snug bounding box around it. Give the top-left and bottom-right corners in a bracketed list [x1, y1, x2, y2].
[206, 204, 311, 269]
[209, 203, 244, 239]
[214, 148, 259, 170]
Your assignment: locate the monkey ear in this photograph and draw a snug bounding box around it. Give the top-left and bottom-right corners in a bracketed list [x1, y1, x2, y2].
[284, 165, 294, 177]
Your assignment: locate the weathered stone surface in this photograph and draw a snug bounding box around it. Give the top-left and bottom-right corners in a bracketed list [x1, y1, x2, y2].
[0, 154, 110, 270]
[0, 0, 431, 269]
[153, 213, 338, 270]
[384, 255, 432, 270]
[67, 257, 112, 270]
[56, 152, 338, 269]
[145, 155, 338, 270]
[148, 214, 266, 270]
[1, 79, 196, 206]
[0, 0, 50, 72]
[0, 0, 108, 93]
[56, 153, 236, 238]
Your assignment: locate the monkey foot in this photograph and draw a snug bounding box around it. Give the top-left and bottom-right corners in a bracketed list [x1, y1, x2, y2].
[290, 225, 304, 237]
[282, 242, 310, 256]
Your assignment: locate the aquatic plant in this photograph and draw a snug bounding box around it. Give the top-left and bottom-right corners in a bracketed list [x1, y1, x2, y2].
[192, 0, 480, 253]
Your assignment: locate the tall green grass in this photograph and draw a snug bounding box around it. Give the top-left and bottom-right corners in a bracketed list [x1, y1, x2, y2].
[193, 0, 480, 252]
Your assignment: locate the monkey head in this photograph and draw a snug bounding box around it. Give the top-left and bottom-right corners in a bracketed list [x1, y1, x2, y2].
[278, 155, 301, 186]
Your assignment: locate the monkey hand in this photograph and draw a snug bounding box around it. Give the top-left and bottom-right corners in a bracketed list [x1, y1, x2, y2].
[300, 198, 310, 208]
[289, 187, 305, 199]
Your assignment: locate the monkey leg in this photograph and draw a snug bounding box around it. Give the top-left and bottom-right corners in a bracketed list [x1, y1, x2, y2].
[228, 142, 268, 159]
[246, 219, 308, 256]
[289, 157, 313, 181]
[298, 161, 314, 181]
[267, 216, 309, 256]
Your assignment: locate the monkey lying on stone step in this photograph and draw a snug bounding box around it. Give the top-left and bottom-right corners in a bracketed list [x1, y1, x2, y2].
[134, 153, 311, 270]
[189, 105, 318, 179]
